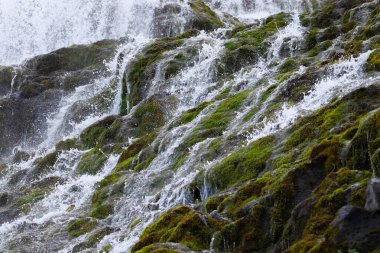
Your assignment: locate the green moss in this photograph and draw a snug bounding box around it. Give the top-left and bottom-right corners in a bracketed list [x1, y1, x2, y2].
[177, 90, 250, 154]
[133, 98, 166, 135]
[196, 90, 249, 133]
[55, 138, 77, 151]
[33, 151, 59, 178]
[220, 12, 290, 75]
[300, 12, 311, 27]
[231, 12, 289, 42]
[309, 137, 344, 173]
[220, 168, 290, 218]
[204, 195, 226, 213]
[170, 101, 211, 128]
[260, 84, 278, 104]
[101, 245, 112, 253]
[310, 1, 339, 29]
[131, 206, 226, 252]
[125, 31, 198, 113]
[217, 204, 267, 251]
[35, 40, 116, 75]
[294, 167, 372, 248]
[80, 116, 116, 148]
[270, 171, 297, 239]
[189, 0, 224, 29]
[164, 62, 181, 79]
[77, 149, 107, 175]
[67, 218, 98, 237]
[342, 10, 357, 33]
[278, 58, 298, 74]
[366, 49, 380, 72]
[88, 204, 113, 219]
[17, 191, 45, 205]
[206, 135, 275, 190]
[305, 28, 318, 50]
[117, 132, 157, 167]
[320, 25, 340, 41]
[290, 236, 324, 253]
[347, 109, 380, 173]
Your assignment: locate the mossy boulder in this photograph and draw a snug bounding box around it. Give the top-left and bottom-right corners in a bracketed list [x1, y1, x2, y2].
[25, 40, 117, 75]
[366, 49, 380, 72]
[80, 116, 117, 148]
[131, 205, 226, 252]
[188, 0, 224, 31]
[32, 151, 59, 178]
[132, 96, 168, 136]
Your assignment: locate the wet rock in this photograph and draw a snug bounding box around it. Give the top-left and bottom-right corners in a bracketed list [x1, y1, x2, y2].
[365, 179, 380, 211]
[12, 150, 31, 164]
[152, 3, 185, 38]
[0, 40, 118, 158]
[0, 204, 20, 225]
[0, 66, 13, 97]
[0, 192, 9, 207]
[275, 68, 320, 103]
[9, 169, 28, 185]
[187, 0, 224, 32]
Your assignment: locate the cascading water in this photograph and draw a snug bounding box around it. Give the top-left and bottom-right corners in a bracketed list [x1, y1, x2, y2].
[0, 0, 378, 252]
[0, 0, 160, 65]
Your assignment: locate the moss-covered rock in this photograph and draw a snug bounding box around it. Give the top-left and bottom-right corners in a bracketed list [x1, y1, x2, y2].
[80, 116, 117, 149]
[88, 204, 113, 219]
[0, 66, 13, 97]
[67, 218, 98, 237]
[366, 49, 380, 72]
[218, 12, 291, 75]
[26, 40, 117, 75]
[131, 206, 226, 252]
[124, 30, 198, 114]
[188, 0, 224, 31]
[76, 149, 108, 175]
[205, 135, 275, 191]
[32, 151, 59, 178]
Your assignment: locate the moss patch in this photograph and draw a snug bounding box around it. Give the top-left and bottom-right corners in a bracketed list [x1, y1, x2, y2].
[68, 218, 98, 237]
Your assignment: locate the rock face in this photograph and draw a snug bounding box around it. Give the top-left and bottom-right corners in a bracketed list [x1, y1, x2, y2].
[0, 0, 379, 252]
[0, 40, 118, 157]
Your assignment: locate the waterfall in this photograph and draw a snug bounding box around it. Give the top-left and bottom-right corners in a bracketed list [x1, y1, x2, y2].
[0, 0, 160, 65]
[0, 0, 378, 252]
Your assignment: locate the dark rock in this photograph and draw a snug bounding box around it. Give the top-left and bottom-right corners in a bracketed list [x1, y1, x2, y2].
[0, 40, 118, 158]
[365, 178, 380, 211]
[12, 150, 31, 163]
[329, 205, 380, 252]
[0, 66, 13, 97]
[152, 3, 185, 38]
[0, 192, 9, 207]
[276, 68, 320, 103]
[0, 204, 20, 225]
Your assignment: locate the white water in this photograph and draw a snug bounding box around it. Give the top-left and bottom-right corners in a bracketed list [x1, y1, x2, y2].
[0, 0, 377, 252]
[0, 0, 160, 65]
